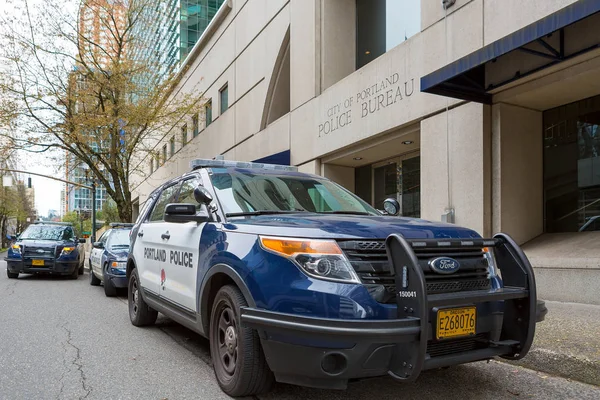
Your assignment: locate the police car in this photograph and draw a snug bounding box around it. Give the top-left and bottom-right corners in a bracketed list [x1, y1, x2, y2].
[126, 158, 546, 397]
[89, 223, 133, 296]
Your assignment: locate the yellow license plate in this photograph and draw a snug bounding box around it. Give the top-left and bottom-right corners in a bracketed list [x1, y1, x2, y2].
[436, 307, 476, 339]
[32, 259, 45, 266]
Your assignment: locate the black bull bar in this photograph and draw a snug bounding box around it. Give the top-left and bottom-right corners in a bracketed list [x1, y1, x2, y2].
[240, 233, 545, 383]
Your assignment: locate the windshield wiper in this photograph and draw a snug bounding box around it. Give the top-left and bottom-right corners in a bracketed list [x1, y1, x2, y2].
[317, 211, 371, 215]
[226, 210, 306, 217]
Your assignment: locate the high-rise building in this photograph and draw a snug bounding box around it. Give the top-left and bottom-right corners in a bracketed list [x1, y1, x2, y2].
[131, 0, 225, 80]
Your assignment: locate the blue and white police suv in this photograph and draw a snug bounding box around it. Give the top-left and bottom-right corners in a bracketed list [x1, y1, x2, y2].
[126, 158, 547, 397]
[89, 223, 133, 296]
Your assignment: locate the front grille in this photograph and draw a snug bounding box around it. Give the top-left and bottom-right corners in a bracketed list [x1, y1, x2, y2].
[338, 240, 491, 303]
[427, 333, 489, 358]
[22, 246, 56, 259]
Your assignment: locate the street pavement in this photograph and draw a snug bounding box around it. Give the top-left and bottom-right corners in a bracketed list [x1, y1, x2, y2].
[1, 257, 599, 400]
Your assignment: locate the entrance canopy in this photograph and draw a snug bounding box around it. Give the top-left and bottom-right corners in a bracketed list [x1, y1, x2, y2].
[420, 0, 600, 104]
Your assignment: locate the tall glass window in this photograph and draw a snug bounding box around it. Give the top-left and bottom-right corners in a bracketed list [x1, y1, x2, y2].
[544, 94, 600, 232]
[205, 100, 212, 127]
[170, 136, 175, 157]
[192, 113, 199, 137]
[181, 124, 188, 146]
[356, 0, 421, 69]
[180, 0, 226, 61]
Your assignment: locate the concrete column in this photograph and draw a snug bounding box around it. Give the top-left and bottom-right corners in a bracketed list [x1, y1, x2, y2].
[297, 159, 321, 175]
[290, 0, 319, 109]
[320, 0, 356, 91]
[421, 102, 492, 236]
[492, 103, 543, 245]
[322, 164, 355, 192]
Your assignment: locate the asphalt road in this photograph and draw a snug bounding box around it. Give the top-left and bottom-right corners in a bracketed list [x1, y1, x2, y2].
[1, 258, 599, 400]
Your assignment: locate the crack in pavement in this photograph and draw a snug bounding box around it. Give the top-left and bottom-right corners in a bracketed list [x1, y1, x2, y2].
[5, 280, 17, 296]
[62, 324, 92, 400]
[56, 339, 68, 400]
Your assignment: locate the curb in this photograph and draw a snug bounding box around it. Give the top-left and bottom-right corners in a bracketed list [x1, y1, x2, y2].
[502, 348, 600, 387]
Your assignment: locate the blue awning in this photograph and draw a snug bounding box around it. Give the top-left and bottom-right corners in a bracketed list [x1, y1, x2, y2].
[252, 150, 291, 166]
[420, 0, 600, 104]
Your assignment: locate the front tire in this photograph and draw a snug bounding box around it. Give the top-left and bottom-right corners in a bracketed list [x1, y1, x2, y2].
[89, 261, 101, 286]
[128, 268, 157, 326]
[210, 285, 274, 397]
[68, 265, 79, 280]
[7, 270, 18, 279]
[103, 266, 117, 297]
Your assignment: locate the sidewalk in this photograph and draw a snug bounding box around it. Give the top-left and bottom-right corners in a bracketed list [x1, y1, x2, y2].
[507, 300, 600, 386]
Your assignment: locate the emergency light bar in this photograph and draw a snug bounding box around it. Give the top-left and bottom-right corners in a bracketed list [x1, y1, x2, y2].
[109, 222, 134, 228]
[190, 158, 298, 172]
[34, 221, 73, 226]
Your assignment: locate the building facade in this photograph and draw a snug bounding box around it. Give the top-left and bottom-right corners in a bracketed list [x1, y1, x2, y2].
[130, 0, 600, 304]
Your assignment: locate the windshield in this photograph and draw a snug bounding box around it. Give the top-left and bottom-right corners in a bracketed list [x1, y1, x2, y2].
[210, 170, 380, 216]
[107, 230, 131, 248]
[20, 225, 74, 241]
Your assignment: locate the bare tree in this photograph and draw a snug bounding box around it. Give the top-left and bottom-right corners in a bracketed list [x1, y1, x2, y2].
[0, 0, 204, 222]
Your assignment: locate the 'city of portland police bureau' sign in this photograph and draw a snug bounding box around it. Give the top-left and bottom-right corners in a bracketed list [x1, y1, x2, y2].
[318, 73, 414, 137]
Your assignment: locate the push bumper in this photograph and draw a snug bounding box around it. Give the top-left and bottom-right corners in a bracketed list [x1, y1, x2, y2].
[105, 273, 128, 288]
[5, 259, 78, 275]
[241, 233, 545, 390]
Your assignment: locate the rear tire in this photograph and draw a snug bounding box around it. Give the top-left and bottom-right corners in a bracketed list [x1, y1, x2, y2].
[7, 270, 18, 279]
[78, 262, 84, 275]
[210, 285, 274, 397]
[128, 268, 157, 326]
[89, 261, 101, 286]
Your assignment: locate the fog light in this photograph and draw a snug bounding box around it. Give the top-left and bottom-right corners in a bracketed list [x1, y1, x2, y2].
[321, 353, 347, 375]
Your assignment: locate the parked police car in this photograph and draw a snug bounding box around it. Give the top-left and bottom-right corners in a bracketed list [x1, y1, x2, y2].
[5, 221, 86, 279]
[89, 223, 133, 296]
[126, 158, 547, 397]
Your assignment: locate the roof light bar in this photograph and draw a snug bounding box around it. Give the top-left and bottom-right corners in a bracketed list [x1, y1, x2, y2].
[190, 158, 298, 172]
[109, 222, 134, 228]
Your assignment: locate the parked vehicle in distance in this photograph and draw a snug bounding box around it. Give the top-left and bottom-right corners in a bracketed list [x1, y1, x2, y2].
[89, 223, 133, 296]
[125, 158, 547, 397]
[4, 221, 86, 279]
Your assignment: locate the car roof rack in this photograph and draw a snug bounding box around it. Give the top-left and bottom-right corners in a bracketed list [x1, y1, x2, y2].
[34, 221, 73, 226]
[109, 222, 134, 228]
[190, 157, 298, 172]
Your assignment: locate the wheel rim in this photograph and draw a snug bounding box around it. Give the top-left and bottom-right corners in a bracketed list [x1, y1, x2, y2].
[131, 278, 139, 316]
[217, 306, 238, 376]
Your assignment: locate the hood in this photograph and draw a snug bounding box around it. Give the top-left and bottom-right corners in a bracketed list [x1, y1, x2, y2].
[223, 213, 480, 240]
[17, 239, 65, 248]
[106, 248, 129, 260]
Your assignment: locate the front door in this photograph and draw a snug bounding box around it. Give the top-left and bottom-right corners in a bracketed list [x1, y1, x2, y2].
[160, 177, 205, 312]
[373, 155, 421, 217]
[134, 183, 180, 296]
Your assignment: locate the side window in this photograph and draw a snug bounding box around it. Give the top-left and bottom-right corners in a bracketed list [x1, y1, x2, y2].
[148, 184, 179, 222]
[100, 231, 110, 245]
[63, 227, 75, 240]
[137, 194, 157, 224]
[177, 178, 202, 211]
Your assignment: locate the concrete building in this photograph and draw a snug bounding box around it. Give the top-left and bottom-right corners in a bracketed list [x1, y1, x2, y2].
[130, 0, 600, 305]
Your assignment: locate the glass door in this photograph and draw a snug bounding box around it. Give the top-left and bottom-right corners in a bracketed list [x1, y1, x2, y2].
[372, 154, 420, 217]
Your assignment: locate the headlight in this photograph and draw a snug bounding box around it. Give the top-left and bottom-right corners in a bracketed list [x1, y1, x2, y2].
[60, 247, 75, 256]
[110, 261, 127, 270]
[260, 236, 360, 283]
[483, 247, 501, 279]
[11, 244, 21, 255]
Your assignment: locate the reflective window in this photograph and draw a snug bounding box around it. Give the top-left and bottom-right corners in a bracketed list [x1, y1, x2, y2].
[205, 100, 212, 127]
[220, 83, 228, 113]
[544, 95, 600, 232]
[356, 0, 420, 69]
[180, 0, 226, 60]
[149, 185, 180, 222]
[177, 178, 202, 211]
[192, 113, 199, 137]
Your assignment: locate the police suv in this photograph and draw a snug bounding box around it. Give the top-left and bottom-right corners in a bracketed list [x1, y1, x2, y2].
[126, 158, 547, 397]
[89, 223, 133, 296]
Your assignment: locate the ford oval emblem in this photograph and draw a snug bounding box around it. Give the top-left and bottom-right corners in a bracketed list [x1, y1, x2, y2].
[429, 257, 460, 274]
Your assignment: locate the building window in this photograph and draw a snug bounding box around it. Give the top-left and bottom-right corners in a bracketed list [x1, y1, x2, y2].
[181, 124, 188, 146]
[192, 113, 199, 137]
[205, 100, 212, 127]
[149, 157, 153, 173]
[356, 0, 421, 69]
[162, 145, 167, 165]
[155, 155, 160, 169]
[220, 83, 229, 113]
[170, 136, 175, 157]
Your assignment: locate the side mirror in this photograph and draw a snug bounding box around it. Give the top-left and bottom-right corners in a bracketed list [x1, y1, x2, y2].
[164, 203, 209, 223]
[79, 238, 86, 244]
[383, 198, 400, 216]
[194, 185, 213, 205]
[92, 241, 104, 249]
[7, 234, 16, 241]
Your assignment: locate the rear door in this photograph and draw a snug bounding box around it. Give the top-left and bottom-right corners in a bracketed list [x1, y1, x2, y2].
[133, 183, 180, 296]
[90, 231, 109, 279]
[160, 176, 205, 312]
